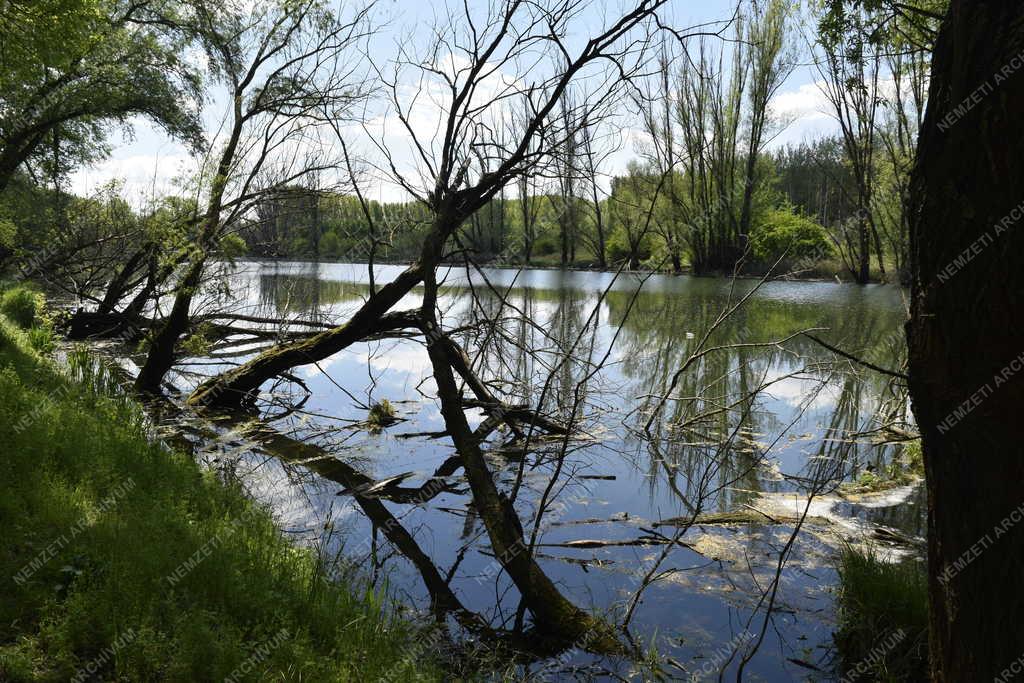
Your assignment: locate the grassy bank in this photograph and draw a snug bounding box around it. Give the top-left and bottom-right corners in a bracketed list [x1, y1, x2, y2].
[0, 290, 443, 681]
[834, 544, 928, 681]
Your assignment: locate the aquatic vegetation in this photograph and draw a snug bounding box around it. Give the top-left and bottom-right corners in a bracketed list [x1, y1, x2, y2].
[841, 441, 925, 495]
[366, 398, 398, 432]
[834, 544, 928, 682]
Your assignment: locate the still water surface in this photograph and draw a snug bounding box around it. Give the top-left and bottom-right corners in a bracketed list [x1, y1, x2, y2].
[164, 261, 923, 681]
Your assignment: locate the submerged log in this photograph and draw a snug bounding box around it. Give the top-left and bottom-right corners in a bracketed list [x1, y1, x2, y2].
[656, 507, 923, 550]
[194, 313, 340, 330]
[64, 309, 150, 340]
[656, 509, 833, 528]
[188, 267, 426, 408]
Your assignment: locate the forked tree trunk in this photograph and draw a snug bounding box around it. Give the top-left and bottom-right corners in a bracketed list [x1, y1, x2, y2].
[907, 3, 1024, 679]
[135, 257, 206, 392]
[99, 246, 149, 314]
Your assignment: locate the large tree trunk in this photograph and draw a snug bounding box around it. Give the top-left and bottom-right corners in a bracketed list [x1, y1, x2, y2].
[186, 287, 423, 407]
[907, 3, 1024, 680]
[135, 257, 205, 392]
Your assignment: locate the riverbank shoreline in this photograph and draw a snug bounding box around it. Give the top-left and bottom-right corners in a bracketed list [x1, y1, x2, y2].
[0, 301, 444, 682]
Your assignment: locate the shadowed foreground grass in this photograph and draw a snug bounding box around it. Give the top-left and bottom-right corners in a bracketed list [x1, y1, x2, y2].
[0, 306, 443, 682]
[834, 544, 928, 682]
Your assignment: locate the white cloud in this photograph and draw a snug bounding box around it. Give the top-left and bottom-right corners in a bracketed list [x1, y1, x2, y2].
[70, 152, 195, 203]
[772, 81, 834, 123]
[765, 80, 839, 149]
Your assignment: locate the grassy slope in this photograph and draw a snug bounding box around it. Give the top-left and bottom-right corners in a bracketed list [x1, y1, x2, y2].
[0, 312, 441, 682]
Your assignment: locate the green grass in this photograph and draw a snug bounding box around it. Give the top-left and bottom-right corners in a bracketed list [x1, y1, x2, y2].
[1, 284, 43, 329]
[840, 441, 924, 495]
[0, 311, 444, 682]
[834, 545, 929, 682]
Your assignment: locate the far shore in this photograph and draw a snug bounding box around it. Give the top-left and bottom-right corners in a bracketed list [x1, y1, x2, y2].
[234, 256, 904, 285]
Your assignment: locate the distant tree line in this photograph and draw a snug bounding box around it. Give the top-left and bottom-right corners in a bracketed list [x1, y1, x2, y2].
[228, 134, 909, 281]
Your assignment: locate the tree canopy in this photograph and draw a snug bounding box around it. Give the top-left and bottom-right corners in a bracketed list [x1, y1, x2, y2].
[0, 0, 204, 190]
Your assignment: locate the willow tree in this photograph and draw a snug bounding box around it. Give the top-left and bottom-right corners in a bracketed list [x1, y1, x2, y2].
[134, 0, 372, 392]
[645, 0, 790, 275]
[907, 1, 1024, 679]
[189, 0, 707, 645]
[677, 37, 739, 273]
[0, 0, 203, 191]
[738, 0, 795, 238]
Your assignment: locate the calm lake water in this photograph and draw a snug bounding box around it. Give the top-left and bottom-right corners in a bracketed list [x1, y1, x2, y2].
[158, 261, 923, 681]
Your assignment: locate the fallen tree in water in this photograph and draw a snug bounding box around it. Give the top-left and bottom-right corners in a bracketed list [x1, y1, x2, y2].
[54, 0, 754, 661]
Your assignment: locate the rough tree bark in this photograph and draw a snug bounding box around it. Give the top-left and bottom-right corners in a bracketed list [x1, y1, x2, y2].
[907, 2, 1024, 680]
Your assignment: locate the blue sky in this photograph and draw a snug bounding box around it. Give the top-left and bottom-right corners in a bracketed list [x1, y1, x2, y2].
[70, 0, 838, 204]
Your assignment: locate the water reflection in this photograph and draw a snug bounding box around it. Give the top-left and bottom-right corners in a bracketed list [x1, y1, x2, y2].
[176, 261, 920, 681]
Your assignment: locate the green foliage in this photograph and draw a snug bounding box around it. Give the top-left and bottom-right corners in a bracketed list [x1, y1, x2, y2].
[180, 323, 215, 357]
[902, 440, 924, 474]
[842, 442, 924, 494]
[367, 399, 397, 432]
[607, 163, 659, 267]
[319, 230, 341, 259]
[26, 326, 55, 355]
[0, 315, 443, 682]
[533, 231, 560, 257]
[750, 207, 834, 263]
[0, 0, 204, 187]
[835, 545, 929, 681]
[817, 0, 946, 54]
[857, 470, 882, 489]
[605, 228, 653, 265]
[0, 218, 16, 249]
[882, 441, 925, 484]
[218, 233, 248, 260]
[0, 286, 43, 328]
